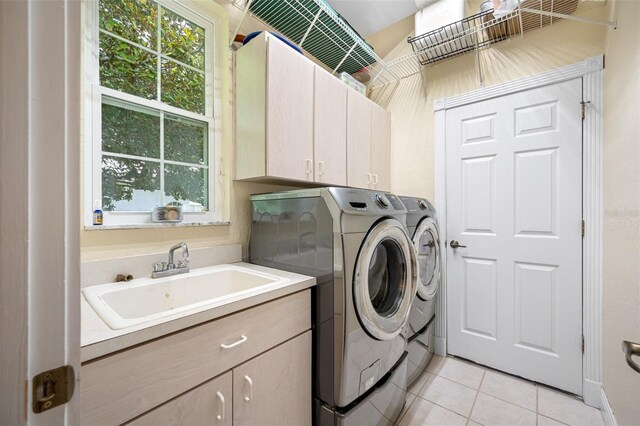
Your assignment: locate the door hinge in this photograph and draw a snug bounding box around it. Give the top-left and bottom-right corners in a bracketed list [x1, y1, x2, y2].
[582, 335, 585, 354]
[582, 220, 586, 238]
[580, 100, 591, 120]
[32, 365, 75, 414]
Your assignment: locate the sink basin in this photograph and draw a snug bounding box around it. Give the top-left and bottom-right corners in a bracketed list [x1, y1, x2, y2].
[83, 264, 289, 330]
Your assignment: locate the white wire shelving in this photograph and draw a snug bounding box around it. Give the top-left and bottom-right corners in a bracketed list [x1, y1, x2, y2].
[229, 0, 616, 92]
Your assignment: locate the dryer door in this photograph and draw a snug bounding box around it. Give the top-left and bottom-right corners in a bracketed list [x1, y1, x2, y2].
[354, 219, 417, 341]
[413, 217, 441, 301]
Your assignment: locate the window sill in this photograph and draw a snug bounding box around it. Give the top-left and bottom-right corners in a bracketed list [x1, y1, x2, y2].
[84, 221, 231, 231]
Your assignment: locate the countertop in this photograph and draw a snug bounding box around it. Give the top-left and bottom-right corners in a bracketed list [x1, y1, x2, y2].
[81, 262, 316, 362]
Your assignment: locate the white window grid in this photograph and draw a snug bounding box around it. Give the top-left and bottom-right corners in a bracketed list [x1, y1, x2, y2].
[85, 0, 223, 226]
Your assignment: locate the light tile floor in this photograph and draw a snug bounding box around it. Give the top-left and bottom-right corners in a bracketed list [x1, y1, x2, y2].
[397, 356, 605, 426]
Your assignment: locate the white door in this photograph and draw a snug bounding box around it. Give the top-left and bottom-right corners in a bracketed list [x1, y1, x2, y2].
[446, 78, 583, 394]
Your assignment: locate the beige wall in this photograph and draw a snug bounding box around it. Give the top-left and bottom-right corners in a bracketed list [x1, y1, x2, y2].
[602, 1, 640, 424]
[374, 6, 609, 201]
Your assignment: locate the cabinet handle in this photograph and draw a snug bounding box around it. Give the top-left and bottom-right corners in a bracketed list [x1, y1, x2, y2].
[367, 173, 373, 186]
[372, 174, 379, 185]
[220, 335, 247, 349]
[306, 159, 313, 175]
[244, 375, 253, 402]
[216, 391, 225, 421]
[318, 161, 325, 177]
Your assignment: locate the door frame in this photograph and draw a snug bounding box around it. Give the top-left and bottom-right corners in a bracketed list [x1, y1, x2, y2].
[0, 1, 82, 424]
[433, 56, 604, 407]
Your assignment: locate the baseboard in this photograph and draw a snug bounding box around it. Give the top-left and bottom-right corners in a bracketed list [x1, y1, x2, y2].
[433, 336, 446, 357]
[600, 387, 617, 426]
[584, 379, 603, 408]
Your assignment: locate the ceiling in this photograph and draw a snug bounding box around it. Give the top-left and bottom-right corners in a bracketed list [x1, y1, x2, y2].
[325, 0, 441, 38]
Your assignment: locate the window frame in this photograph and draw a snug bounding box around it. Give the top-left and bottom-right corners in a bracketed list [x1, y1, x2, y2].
[84, 0, 224, 227]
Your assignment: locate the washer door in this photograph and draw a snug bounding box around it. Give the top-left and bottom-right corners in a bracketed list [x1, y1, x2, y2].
[413, 217, 441, 301]
[354, 219, 417, 341]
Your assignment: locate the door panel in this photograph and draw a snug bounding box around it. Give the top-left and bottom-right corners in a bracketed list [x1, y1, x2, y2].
[371, 103, 391, 191]
[462, 257, 497, 340]
[233, 331, 311, 426]
[314, 68, 347, 185]
[266, 36, 314, 181]
[346, 90, 372, 189]
[446, 78, 583, 395]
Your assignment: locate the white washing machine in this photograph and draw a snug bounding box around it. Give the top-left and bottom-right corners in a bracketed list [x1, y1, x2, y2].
[250, 188, 417, 425]
[399, 196, 441, 385]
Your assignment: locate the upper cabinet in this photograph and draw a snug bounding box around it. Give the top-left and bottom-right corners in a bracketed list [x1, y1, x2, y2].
[235, 32, 389, 190]
[236, 32, 315, 182]
[346, 91, 391, 191]
[370, 102, 391, 191]
[314, 67, 347, 186]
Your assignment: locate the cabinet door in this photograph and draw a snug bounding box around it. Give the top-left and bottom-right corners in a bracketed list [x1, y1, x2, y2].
[346, 90, 372, 189]
[314, 68, 347, 186]
[266, 36, 315, 181]
[370, 103, 391, 191]
[127, 372, 232, 426]
[233, 331, 312, 426]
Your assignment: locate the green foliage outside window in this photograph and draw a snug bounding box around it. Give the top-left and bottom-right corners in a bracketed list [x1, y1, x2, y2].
[98, 0, 210, 212]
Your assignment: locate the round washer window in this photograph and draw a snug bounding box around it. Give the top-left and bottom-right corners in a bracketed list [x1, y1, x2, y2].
[368, 239, 406, 317]
[353, 219, 417, 341]
[414, 218, 440, 301]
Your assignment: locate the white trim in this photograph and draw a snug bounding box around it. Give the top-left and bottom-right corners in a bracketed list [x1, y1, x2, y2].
[434, 57, 602, 111]
[434, 107, 448, 356]
[600, 386, 618, 426]
[582, 54, 605, 407]
[83, 0, 225, 227]
[584, 379, 604, 409]
[434, 55, 604, 399]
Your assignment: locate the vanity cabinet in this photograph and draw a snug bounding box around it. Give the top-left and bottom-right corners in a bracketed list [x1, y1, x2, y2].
[346, 91, 391, 191]
[81, 290, 311, 425]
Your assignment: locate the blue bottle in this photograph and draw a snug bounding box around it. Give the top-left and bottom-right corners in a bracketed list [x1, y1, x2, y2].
[93, 200, 103, 225]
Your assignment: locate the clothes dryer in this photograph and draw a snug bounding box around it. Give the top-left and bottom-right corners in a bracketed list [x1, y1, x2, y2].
[399, 196, 441, 385]
[250, 188, 417, 425]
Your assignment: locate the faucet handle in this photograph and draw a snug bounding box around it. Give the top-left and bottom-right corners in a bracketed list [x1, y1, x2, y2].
[177, 259, 190, 269]
[152, 262, 162, 273]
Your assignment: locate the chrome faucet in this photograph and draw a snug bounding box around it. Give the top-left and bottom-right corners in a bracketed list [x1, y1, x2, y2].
[152, 242, 190, 279]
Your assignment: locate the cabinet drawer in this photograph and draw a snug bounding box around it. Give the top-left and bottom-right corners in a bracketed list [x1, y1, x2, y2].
[81, 290, 311, 425]
[127, 371, 232, 426]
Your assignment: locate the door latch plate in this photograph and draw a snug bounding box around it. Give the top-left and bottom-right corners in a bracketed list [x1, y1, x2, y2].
[32, 365, 75, 414]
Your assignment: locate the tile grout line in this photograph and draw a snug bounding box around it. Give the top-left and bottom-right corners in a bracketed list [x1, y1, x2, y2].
[535, 384, 540, 426]
[466, 368, 486, 423]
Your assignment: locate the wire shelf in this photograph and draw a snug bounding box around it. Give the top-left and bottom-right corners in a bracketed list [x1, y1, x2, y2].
[230, 0, 613, 91]
[231, 0, 382, 75]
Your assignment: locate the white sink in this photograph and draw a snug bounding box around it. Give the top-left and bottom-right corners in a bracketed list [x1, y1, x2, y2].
[83, 264, 289, 330]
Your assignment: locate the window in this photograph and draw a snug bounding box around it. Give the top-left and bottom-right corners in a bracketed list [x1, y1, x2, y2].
[86, 0, 223, 226]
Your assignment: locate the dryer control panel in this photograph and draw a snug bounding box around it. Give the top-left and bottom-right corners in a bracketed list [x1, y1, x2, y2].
[328, 188, 407, 215]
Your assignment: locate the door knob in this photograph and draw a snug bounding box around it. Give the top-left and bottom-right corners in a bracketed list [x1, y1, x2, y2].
[622, 340, 640, 374]
[450, 240, 467, 249]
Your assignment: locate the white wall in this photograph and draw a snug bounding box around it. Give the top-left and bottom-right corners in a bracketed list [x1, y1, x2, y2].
[602, 1, 640, 424]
